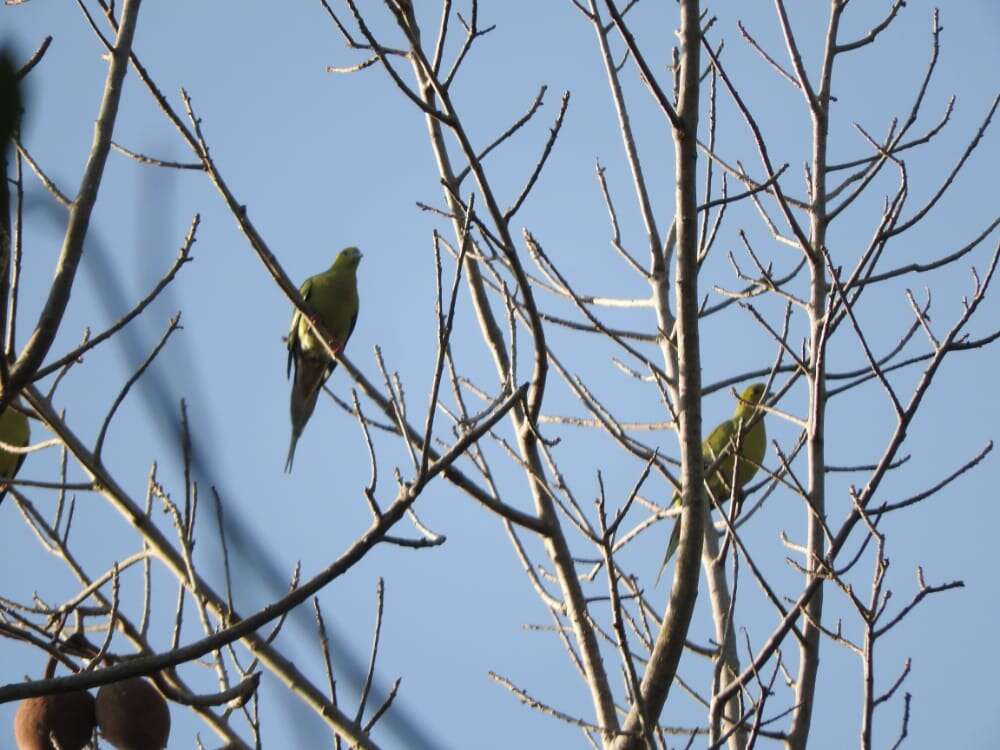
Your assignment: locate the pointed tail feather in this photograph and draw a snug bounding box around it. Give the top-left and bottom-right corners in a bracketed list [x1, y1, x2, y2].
[286, 357, 331, 472]
[285, 432, 299, 473]
[656, 520, 682, 584]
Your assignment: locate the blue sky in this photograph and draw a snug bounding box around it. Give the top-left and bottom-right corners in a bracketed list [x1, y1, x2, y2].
[2, 2, 999, 748]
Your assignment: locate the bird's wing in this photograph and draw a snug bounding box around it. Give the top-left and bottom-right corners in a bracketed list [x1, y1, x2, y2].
[0, 452, 24, 504]
[344, 307, 359, 348]
[0, 408, 28, 505]
[287, 277, 314, 378]
[702, 416, 737, 463]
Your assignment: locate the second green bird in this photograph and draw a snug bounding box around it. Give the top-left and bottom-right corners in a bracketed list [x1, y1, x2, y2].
[657, 382, 767, 580]
[285, 247, 362, 472]
[0, 399, 29, 503]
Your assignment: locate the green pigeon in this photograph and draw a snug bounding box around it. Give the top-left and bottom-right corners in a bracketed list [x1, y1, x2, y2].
[658, 382, 767, 580]
[285, 247, 362, 472]
[0, 398, 29, 503]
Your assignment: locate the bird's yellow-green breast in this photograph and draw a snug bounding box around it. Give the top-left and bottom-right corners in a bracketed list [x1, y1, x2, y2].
[291, 246, 362, 359]
[0, 402, 29, 482]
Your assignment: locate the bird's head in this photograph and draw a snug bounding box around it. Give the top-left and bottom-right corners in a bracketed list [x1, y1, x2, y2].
[733, 382, 767, 419]
[332, 246, 363, 271]
[740, 383, 766, 405]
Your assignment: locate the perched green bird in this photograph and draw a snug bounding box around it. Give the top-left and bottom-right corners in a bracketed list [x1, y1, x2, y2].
[0, 399, 29, 503]
[658, 383, 767, 580]
[285, 247, 362, 472]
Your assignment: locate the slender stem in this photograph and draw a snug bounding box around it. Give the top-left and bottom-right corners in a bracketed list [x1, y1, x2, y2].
[612, 2, 703, 743]
[362, 7, 621, 739]
[786, 3, 842, 746]
[4, 0, 143, 408]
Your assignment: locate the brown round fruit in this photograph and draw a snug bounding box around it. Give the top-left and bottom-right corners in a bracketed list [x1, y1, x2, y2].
[14, 690, 96, 750]
[96, 677, 170, 750]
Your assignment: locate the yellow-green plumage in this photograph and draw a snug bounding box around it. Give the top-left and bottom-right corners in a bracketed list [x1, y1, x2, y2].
[0, 400, 29, 502]
[285, 247, 362, 472]
[658, 383, 767, 580]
